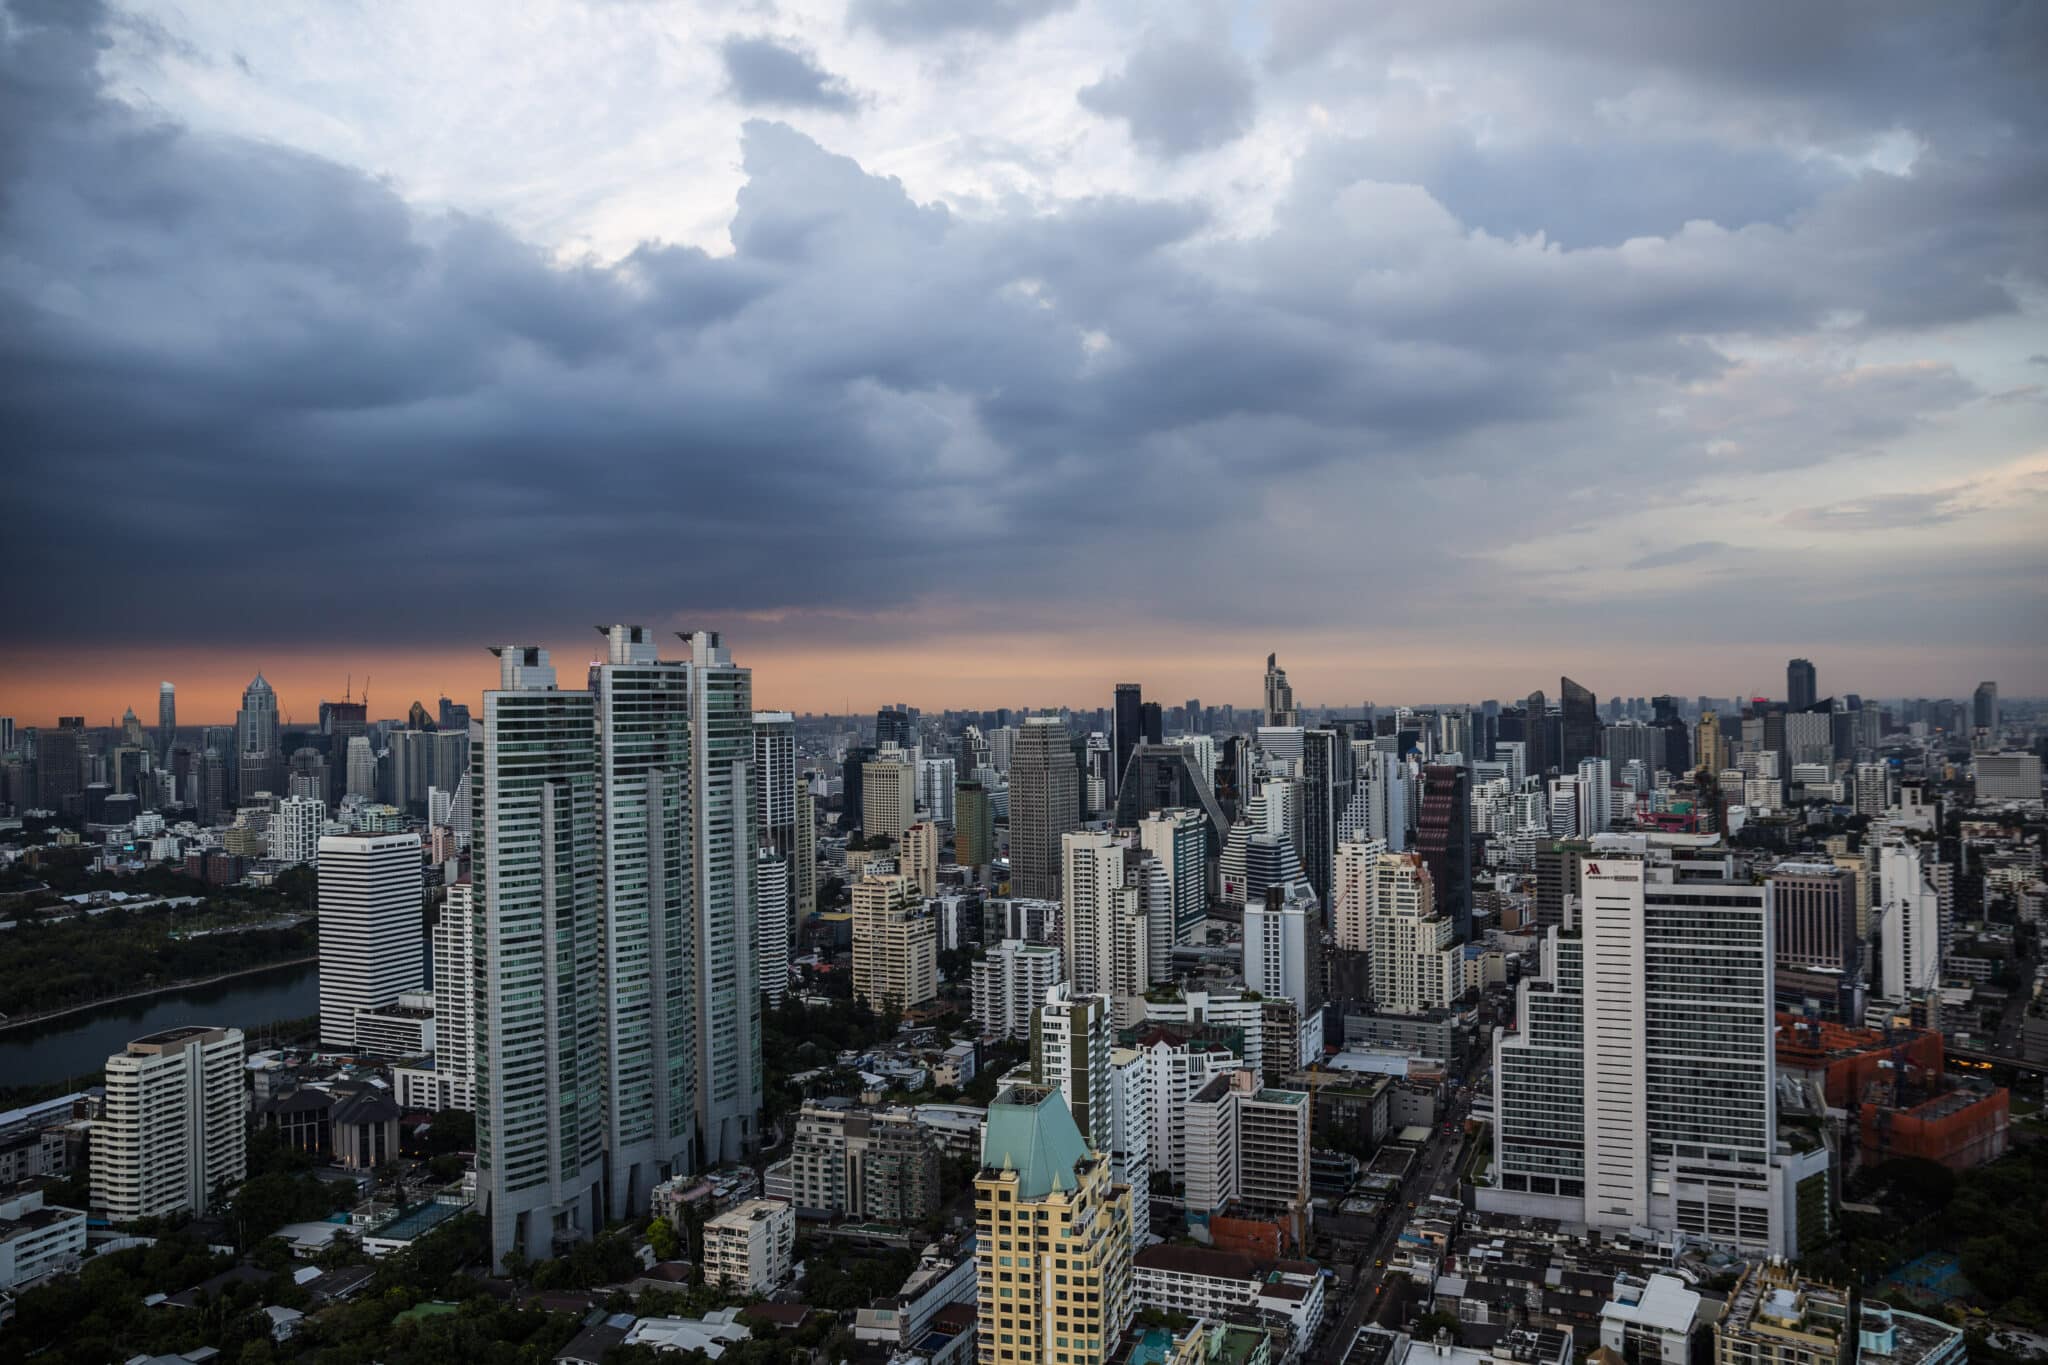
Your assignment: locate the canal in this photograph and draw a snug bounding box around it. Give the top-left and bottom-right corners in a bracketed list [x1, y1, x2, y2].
[0, 961, 320, 1088]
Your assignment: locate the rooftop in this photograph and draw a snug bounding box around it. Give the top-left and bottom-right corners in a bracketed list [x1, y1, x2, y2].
[980, 1084, 1092, 1199]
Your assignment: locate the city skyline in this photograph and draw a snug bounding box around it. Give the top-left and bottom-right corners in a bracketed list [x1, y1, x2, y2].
[2, 641, 2038, 731]
[2, 0, 2044, 716]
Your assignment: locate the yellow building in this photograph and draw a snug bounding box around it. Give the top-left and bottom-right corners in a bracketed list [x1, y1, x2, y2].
[976, 1084, 1133, 1365]
[904, 821, 942, 897]
[852, 873, 937, 1012]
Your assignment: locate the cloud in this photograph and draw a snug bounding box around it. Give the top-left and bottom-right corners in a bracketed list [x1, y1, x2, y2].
[719, 35, 861, 113]
[0, 0, 2042, 688]
[1078, 35, 1256, 159]
[849, 0, 1074, 44]
[1627, 541, 1730, 570]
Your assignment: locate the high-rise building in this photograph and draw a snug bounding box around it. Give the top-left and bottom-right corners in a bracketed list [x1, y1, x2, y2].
[1559, 676, 1599, 771]
[682, 630, 763, 1168]
[792, 777, 817, 917]
[1111, 683, 1144, 803]
[840, 743, 872, 835]
[1010, 716, 1079, 899]
[157, 681, 176, 755]
[432, 879, 477, 1110]
[317, 832, 423, 1051]
[591, 624, 699, 1219]
[37, 716, 86, 813]
[1786, 659, 1817, 712]
[972, 939, 1064, 1041]
[344, 735, 378, 802]
[1484, 851, 1806, 1256]
[1415, 763, 1472, 940]
[1769, 863, 1857, 976]
[917, 755, 956, 824]
[1244, 881, 1323, 1012]
[272, 794, 325, 866]
[862, 751, 916, 842]
[852, 873, 936, 1012]
[1971, 681, 1998, 734]
[1878, 839, 1943, 1001]
[1137, 808, 1208, 944]
[1063, 831, 1127, 998]
[1696, 710, 1728, 778]
[92, 1026, 246, 1222]
[1369, 852, 1458, 1013]
[753, 712, 796, 853]
[475, 645, 606, 1267]
[903, 820, 941, 897]
[1031, 982, 1114, 1155]
[1974, 752, 2043, 803]
[1263, 653, 1298, 727]
[1331, 837, 1385, 952]
[756, 848, 791, 1006]
[1297, 729, 1343, 908]
[975, 1085, 1134, 1365]
[955, 780, 996, 870]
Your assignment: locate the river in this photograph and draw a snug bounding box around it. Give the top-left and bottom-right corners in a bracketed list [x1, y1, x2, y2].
[0, 961, 321, 1088]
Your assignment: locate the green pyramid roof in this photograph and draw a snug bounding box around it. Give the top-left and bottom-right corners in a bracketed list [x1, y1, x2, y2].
[981, 1084, 1091, 1199]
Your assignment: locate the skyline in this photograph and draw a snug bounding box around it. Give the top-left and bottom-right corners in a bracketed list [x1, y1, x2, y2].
[2, 637, 2028, 730]
[2, 0, 2045, 707]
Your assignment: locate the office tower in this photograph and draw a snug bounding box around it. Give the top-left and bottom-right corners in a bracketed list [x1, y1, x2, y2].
[432, 880, 477, 1109]
[1029, 983, 1114, 1155]
[986, 725, 1017, 774]
[792, 778, 817, 916]
[1972, 681, 1998, 734]
[1111, 683, 1144, 802]
[1369, 852, 1458, 1013]
[1559, 676, 1599, 770]
[971, 939, 1065, 1041]
[1486, 854, 1797, 1255]
[1345, 748, 1408, 853]
[1138, 808, 1208, 944]
[976, 1085, 1133, 1365]
[839, 744, 872, 835]
[1974, 752, 2043, 802]
[197, 748, 226, 824]
[589, 624, 699, 1219]
[1695, 711, 1728, 777]
[0, 717, 12, 755]
[92, 1026, 246, 1222]
[1011, 716, 1079, 899]
[1784, 710, 1832, 767]
[157, 681, 175, 752]
[273, 794, 325, 866]
[1853, 762, 1892, 817]
[1523, 690, 1551, 777]
[1263, 653, 1298, 727]
[903, 821, 941, 896]
[1878, 839, 1943, 1000]
[753, 712, 797, 853]
[38, 716, 85, 812]
[681, 630, 763, 1168]
[1650, 696, 1690, 774]
[344, 735, 378, 801]
[756, 849, 790, 1006]
[236, 672, 283, 802]
[1112, 743, 1229, 856]
[875, 707, 912, 751]
[1296, 728, 1342, 908]
[852, 873, 936, 1012]
[1601, 722, 1666, 775]
[862, 750, 916, 841]
[286, 747, 327, 806]
[1786, 659, 1817, 711]
[317, 832, 424, 1050]
[918, 755, 956, 824]
[1576, 757, 1614, 836]
[955, 780, 996, 870]
[475, 645, 605, 1267]
[1770, 863, 1857, 976]
[1245, 881, 1322, 1012]
[1415, 763, 1472, 939]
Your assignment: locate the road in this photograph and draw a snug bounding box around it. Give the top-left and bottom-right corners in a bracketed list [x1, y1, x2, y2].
[1310, 1076, 1481, 1364]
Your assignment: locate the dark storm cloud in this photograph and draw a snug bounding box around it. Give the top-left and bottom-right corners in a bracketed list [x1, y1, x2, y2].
[1078, 36, 1256, 159]
[0, 0, 2041, 658]
[719, 35, 861, 113]
[849, 0, 1073, 43]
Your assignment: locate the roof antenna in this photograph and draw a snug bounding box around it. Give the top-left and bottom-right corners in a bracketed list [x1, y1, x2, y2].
[345, 674, 352, 704]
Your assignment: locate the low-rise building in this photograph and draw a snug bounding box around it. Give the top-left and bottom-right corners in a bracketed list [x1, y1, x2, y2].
[703, 1199, 795, 1295]
[1714, 1263, 1964, 1365]
[1600, 1274, 1704, 1365]
[0, 1190, 87, 1290]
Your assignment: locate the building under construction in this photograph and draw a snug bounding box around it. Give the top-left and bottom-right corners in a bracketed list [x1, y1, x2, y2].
[1775, 1014, 2009, 1172]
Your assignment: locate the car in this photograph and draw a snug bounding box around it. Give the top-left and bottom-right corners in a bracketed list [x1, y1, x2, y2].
[1375, 1258, 1385, 1268]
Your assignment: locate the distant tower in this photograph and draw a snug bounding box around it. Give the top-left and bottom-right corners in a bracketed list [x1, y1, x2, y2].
[158, 681, 176, 755]
[1111, 684, 1143, 801]
[1010, 716, 1079, 900]
[1972, 681, 1999, 735]
[1786, 658, 1817, 712]
[1263, 654, 1298, 728]
[236, 672, 283, 800]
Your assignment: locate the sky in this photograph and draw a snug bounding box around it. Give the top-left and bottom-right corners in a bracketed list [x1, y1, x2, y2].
[2, 0, 2045, 726]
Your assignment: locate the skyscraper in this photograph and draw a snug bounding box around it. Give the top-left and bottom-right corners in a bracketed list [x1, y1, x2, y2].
[682, 630, 763, 1168]
[1415, 763, 1472, 940]
[1786, 658, 1817, 711]
[851, 873, 935, 1012]
[1262, 653, 1298, 727]
[1010, 716, 1078, 899]
[1368, 852, 1458, 1014]
[475, 645, 605, 1267]
[752, 712, 797, 855]
[756, 848, 791, 1007]
[1972, 681, 1999, 734]
[317, 832, 424, 1051]
[875, 707, 912, 751]
[1029, 983, 1114, 1155]
[1245, 881, 1322, 1012]
[1111, 683, 1143, 802]
[591, 625, 698, 1220]
[1559, 676, 1599, 771]
[1523, 689, 1551, 777]
[92, 1027, 246, 1222]
[236, 672, 283, 801]
[862, 750, 916, 840]
[433, 879, 477, 1110]
[955, 780, 996, 871]
[157, 681, 175, 754]
[1137, 807, 1208, 944]
[1484, 850, 1802, 1255]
